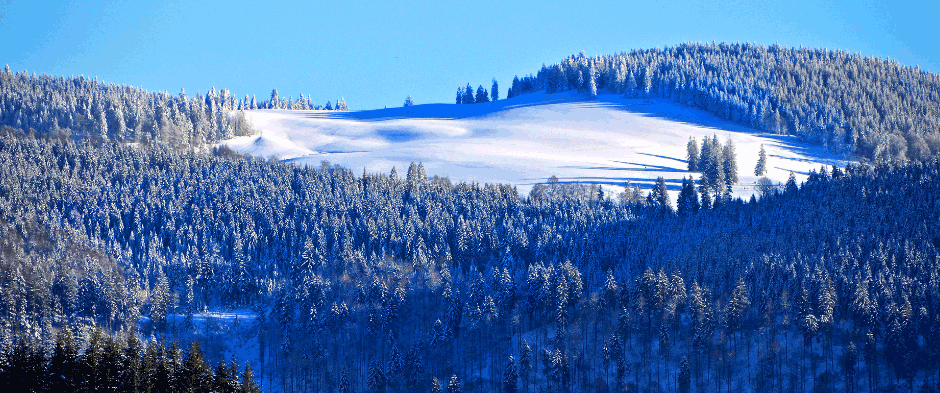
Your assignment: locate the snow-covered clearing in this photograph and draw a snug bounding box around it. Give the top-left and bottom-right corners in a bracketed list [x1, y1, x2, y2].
[221, 92, 848, 201]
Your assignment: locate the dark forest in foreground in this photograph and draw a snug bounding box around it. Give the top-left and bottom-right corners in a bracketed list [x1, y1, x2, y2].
[1, 127, 939, 392]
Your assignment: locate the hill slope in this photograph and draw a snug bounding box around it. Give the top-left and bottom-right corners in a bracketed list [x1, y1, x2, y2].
[221, 91, 846, 199]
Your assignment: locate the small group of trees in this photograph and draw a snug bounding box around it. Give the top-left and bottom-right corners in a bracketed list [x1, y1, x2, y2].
[686, 134, 739, 205]
[456, 79, 499, 104]
[260, 89, 348, 111]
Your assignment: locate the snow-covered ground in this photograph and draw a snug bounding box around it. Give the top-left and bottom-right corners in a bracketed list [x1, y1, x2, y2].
[220, 92, 849, 201]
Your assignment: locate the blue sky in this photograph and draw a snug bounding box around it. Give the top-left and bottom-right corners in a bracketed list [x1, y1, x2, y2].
[0, 0, 936, 110]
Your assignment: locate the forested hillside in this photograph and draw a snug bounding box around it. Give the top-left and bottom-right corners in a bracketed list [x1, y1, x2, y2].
[0, 66, 347, 146]
[504, 43, 940, 162]
[1, 126, 939, 392]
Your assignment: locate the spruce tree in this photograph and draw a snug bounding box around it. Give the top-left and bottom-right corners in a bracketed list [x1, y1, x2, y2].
[647, 177, 673, 212]
[241, 364, 261, 393]
[687, 137, 700, 172]
[755, 144, 768, 176]
[447, 374, 461, 393]
[463, 84, 475, 104]
[503, 356, 519, 393]
[586, 63, 598, 98]
[722, 138, 739, 185]
[491, 78, 499, 101]
[475, 85, 489, 103]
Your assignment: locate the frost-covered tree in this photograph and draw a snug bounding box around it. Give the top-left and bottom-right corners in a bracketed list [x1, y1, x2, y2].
[755, 144, 768, 176]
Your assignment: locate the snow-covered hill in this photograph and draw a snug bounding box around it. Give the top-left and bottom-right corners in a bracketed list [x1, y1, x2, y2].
[220, 92, 848, 200]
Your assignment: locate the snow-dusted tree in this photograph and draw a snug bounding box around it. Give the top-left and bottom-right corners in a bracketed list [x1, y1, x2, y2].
[755, 144, 768, 176]
[447, 374, 461, 393]
[491, 78, 499, 101]
[647, 177, 672, 212]
[687, 137, 700, 172]
[586, 63, 597, 98]
[404, 96, 415, 107]
[503, 355, 518, 393]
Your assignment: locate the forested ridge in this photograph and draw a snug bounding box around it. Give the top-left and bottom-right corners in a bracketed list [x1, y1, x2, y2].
[504, 42, 940, 163]
[0, 66, 346, 147]
[1, 124, 940, 392]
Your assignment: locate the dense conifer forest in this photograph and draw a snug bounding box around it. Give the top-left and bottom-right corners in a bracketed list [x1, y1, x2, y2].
[2, 43, 940, 392]
[503, 43, 940, 162]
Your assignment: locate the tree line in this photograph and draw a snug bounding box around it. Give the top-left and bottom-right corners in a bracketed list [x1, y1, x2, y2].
[0, 329, 261, 393]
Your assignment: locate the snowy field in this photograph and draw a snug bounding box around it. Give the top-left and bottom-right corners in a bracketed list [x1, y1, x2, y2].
[220, 92, 849, 201]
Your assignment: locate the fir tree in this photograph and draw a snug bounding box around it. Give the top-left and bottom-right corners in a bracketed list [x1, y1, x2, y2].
[687, 137, 700, 172]
[503, 355, 519, 393]
[476, 85, 489, 103]
[491, 78, 499, 101]
[755, 144, 768, 176]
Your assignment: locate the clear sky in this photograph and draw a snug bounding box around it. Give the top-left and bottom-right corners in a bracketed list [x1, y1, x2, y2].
[0, 0, 936, 110]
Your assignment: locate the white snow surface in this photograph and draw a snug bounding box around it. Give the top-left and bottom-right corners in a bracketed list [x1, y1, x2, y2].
[221, 92, 849, 200]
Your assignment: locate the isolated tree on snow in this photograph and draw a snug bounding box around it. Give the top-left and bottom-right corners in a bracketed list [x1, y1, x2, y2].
[755, 144, 768, 176]
[491, 78, 499, 101]
[404, 96, 414, 107]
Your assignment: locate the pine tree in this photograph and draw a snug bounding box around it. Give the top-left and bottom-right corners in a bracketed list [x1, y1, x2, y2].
[647, 177, 672, 212]
[491, 78, 499, 101]
[270, 89, 280, 109]
[456, 87, 463, 104]
[586, 63, 598, 98]
[404, 96, 415, 107]
[503, 355, 519, 393]
[678, 358, 691, 393]
[677, 177, 700, 216]
[476, 85, 489, 103]
[755, 144, 768, 176]
[625, 71, 638, 96]
[339, 367, 351, 393]
[687, 137, 700, 172]
[50, 330, 78, 391]
[241, 364, 261, 393]
[463, 84, 475, 104]
[447, 374, 461, 393]
[785, 172, 798, 193]
[368, 360, 386, 393]
[722, 138, 739, 185]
